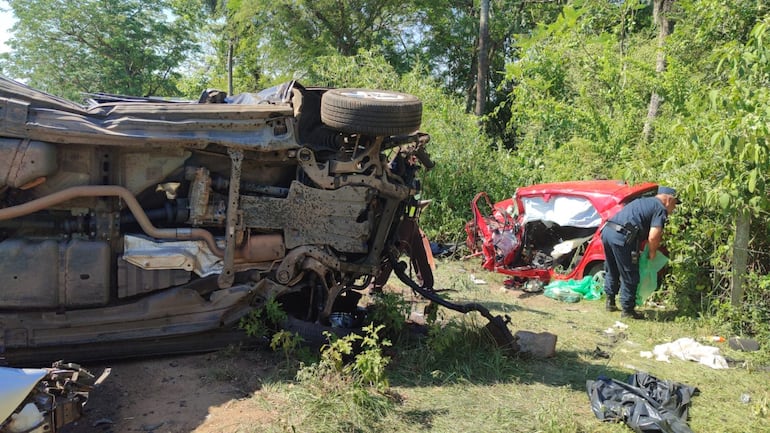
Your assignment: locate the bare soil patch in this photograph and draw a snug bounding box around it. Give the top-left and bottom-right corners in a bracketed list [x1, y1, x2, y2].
[62, 349, 282, 433]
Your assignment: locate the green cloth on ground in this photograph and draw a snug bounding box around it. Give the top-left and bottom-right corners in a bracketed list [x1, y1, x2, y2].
[544, 276, 603, 303]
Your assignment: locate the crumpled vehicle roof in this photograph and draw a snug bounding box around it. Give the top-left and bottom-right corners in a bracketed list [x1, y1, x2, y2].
[0, 77, 296, 149]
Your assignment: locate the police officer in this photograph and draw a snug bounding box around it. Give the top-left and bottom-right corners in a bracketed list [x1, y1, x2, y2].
[601, 186, 679, 319]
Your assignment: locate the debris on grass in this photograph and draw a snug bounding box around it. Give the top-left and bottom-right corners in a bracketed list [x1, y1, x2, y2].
[640, 337, 729, 369]
[514, 330, 557, 358]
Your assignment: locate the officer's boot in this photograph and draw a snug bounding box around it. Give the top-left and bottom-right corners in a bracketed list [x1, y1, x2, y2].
[621, 308, 644, 320]
[605, 295, 618, 312]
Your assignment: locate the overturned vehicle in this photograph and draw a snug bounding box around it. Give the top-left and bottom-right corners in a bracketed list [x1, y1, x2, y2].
[0, 78, 514, 365]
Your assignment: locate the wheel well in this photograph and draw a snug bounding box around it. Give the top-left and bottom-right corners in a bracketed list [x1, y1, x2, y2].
[586, 261, 605, 276]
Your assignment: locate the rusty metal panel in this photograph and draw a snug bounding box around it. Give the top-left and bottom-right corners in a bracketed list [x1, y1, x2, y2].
[117, 260, 191, 298]
[0, 239, 59, 308]
[63, 240, 111, 306]
[0, 239, 111, 308]
[241, 181, 371, 253]
[0, 138, 58, 189]
[118, 149, 190, 195]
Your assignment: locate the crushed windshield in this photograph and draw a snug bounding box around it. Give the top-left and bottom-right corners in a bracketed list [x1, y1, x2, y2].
[521, 195, 601, 228]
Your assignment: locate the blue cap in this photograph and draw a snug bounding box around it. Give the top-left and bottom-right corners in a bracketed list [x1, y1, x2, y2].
[658, 186, 681, 203]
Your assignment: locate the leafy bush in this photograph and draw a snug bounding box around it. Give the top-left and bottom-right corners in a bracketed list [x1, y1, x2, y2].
[365, 291, 411, 339]
[291, 324, 396, 433]
[270, 330, 305, 364]
[239, 297, 288, 339]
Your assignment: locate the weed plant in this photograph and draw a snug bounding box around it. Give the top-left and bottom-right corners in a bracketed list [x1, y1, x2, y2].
[239, 297, 288, 339]
[288, 324, 397, 433]
[365, 291, 412, 341]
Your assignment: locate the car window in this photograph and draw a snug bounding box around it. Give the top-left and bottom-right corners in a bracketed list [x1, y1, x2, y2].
[521, 195, 601, 228]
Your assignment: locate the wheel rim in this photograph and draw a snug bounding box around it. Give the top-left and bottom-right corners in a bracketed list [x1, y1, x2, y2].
[592, 270, 605, 288]
[338, 90, 406, 101]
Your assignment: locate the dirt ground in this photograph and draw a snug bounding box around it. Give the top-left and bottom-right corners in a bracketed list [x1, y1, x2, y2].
[56, 277, 548, 433]
[61, 349, 282, 433]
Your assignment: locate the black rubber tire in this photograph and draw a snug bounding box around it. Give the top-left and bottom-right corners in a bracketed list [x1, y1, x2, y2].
[586, 262, 605, 277]
[320, 88, 422, 136]
[281, 316, 360, 349]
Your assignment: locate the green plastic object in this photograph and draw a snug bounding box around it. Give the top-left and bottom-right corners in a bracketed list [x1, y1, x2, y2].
[636, 244, 668, 306]
[544, 276, 603, 303]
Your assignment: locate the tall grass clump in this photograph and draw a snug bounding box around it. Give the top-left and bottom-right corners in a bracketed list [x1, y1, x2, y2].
[288, 324, 397, 433]
[392, 312, 519, 386]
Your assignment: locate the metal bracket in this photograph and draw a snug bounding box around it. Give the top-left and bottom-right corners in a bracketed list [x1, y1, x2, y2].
[218, 149, 243, 288]
[296, 147, 412, 200]
[328, 136, 384, 176]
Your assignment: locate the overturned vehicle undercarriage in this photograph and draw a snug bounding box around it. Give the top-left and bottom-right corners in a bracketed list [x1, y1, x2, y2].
[0, 78, 515, 365]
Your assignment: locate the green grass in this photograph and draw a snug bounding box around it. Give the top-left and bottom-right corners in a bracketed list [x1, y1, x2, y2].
[241, 258, 770, 433]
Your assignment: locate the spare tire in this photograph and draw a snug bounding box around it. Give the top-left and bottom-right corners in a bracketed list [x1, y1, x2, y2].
[321, 88, 422, 136]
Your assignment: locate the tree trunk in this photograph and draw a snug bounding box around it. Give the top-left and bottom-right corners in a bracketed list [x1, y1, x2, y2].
[642, 0, 673, 142]
[731, 210, 750, 306]
[227, 39, 234, 96]
[475, 0, 490, 117]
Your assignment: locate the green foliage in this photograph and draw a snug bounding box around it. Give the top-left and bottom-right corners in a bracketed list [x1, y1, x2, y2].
[353, 324, 393, 389]
[409, 0, 565, 134]
[1, 0, 200, 101]
[224, 0, 418, 84]
[313, 324, 392, 390]
[653, 4, 769, 325]
[492, 0, 770, 341]
[240, 298, 317, 365]
[239, 297, 288, 339]
[703, 19, 770, 214]
[365, 291, 411, 337]
[392, 313, 517, 385]
[291, 324, 394, 433]
[305, 49, 402, 90]
[656, 205, 723, 315]
[500, 2, 657, 179]
[270, 330, 304, 363]
[426, 318, 477, 357]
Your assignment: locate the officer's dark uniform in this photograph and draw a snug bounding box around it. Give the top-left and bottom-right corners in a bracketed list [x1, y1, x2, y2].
[601, 197, 668, 312]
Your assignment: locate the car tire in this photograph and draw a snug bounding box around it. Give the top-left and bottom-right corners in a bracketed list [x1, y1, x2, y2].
[281, 316, 360, 349]
[586, 262, 606, 288]
[320, 88, 422, 136]
[586, 262, 605, 277]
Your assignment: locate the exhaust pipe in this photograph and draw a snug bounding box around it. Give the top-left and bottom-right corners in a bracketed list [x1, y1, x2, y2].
[0, 185, 225, 257]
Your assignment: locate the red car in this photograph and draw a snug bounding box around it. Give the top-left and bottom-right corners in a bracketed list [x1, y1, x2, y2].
[466, 180, 659, 283]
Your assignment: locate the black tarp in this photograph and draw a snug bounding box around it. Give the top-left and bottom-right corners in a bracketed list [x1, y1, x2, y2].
[587, 372, 699, 433]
